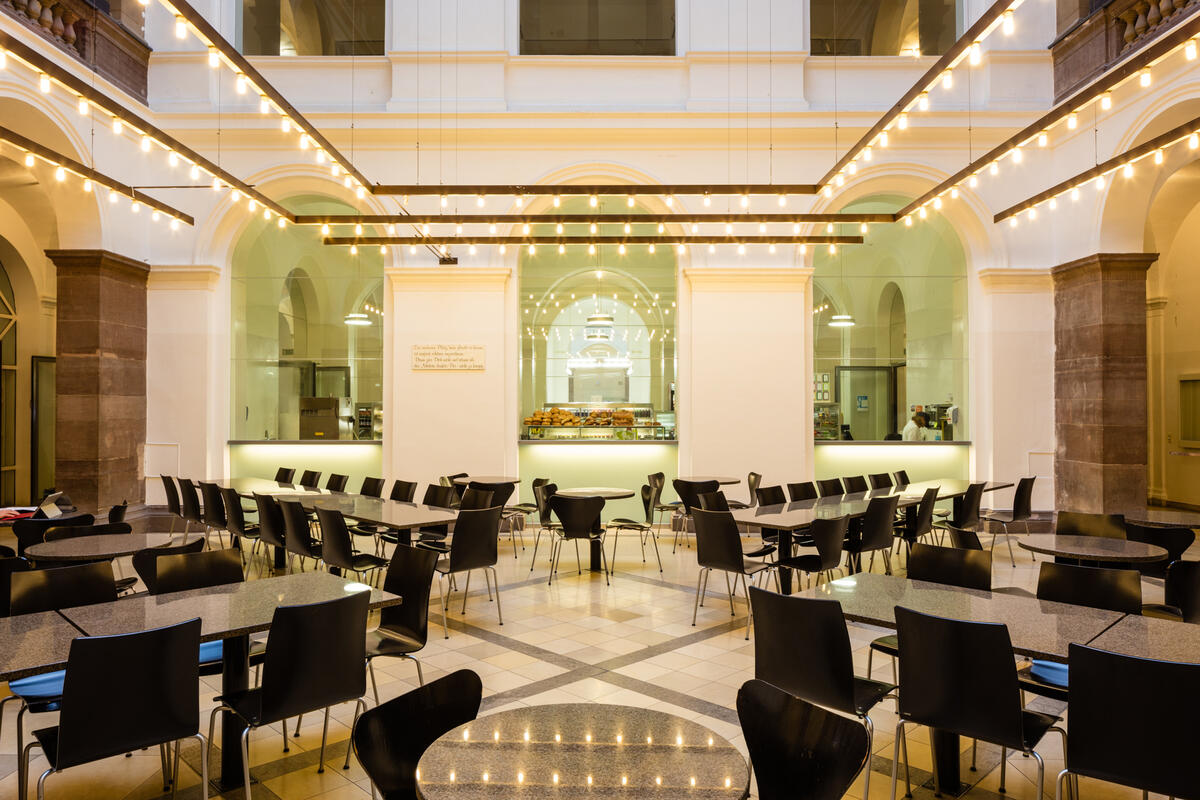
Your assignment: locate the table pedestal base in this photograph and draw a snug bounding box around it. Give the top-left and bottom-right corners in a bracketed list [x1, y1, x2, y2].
[218, 635, 250, 792]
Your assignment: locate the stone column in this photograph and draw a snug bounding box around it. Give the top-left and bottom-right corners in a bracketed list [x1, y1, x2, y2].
[46, 249, 148, 513]
[1051, 252, 1155, 513]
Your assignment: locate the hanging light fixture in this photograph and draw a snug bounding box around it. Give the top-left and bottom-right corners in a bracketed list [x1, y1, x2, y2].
[343, 313, 372, 327]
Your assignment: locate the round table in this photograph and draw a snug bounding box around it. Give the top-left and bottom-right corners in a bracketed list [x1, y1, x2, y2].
[1127, 507, 1200, 529]
[677, 476, 740, 485]
[454, 476, 522, 486]
[416, 703, 750, 799]
[26, 533, 200, 563]
[1017, 535, 1167, 564]
[555, 487, 635, 500]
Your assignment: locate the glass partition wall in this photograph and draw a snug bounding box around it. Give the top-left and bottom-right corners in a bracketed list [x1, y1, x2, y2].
[810, 0, 959, 56]
[813, 194, 968, 441]
[240, 0, 386, 56]
[231, 196, 384, 441]
[520, 0, 675, 55]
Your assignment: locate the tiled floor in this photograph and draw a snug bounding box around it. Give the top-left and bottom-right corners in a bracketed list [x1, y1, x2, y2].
[0, 521, 1189, 800]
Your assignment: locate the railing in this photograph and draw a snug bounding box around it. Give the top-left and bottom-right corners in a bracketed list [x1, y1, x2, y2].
[1, 0, 150, 101]
[1115, 0, 1196, 50]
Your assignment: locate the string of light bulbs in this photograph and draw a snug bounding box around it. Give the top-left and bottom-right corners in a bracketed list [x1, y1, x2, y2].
[295, 212, 894, 226]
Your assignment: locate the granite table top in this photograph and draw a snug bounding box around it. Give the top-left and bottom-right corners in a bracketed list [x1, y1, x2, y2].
[0, 611, 84, 681]
[218, 478, 333, 496]
[1085, 614, 1200, 664]
[453, 476, 522, 486]
[282, 494, 458, 530]
[417, 703, 750, 799]
[676, 477, 741, 485]
[555, 488, 636, 500]
[1018, 535, 1168, 563]
[26, 533, 203, 563]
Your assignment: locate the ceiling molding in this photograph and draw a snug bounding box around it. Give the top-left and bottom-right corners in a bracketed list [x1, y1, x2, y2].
[977, 268, 1053, 293]
[384, 267, 512, 291]
[683, 266, 813, 292]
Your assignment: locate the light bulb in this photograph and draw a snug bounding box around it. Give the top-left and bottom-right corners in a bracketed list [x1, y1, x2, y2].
[589, 194, 598, 207]
[522, 223, 531, 235]
[140, 135, 151, 152]
[350, 245, 358, 255]
[1002, 10, 1014, 36]
[1067, 112, 1078, 130]
[677, 243, 686, 253]
[1140, 68, 1151, 87]
[558, 244, 565, 254]
[778, 194, 787, 206]
[588, 244, 595, 255]
[77, 97, 88, 115]
[131, 200, 140, 213]
[627, 195, 635, 207]
[1096, 174, 1106, 190]
[235, 75, 247, 94]
[112, 118, 123, 135]
[208, 48, 219, 68]
[343, 176, 351, 188]
[703, 194, 711, 206]
[1049, 198, 1057, 210]
[281, 118, 291, 133]
[1072, 186, 1081, 201]
[499, 245, 506, 254]
[1029, 208, 1037, 221]
[55, 166, 66, 182]
[170, 218, 180, 231]
[904, 216, 913, 227]
[969, 42, 982, 66]
[555, 223, 563, 234]
[708, 244, 715, 253]
[933, 196, 943, 210]
[1009, 217, 1017, 228]
[725, 223, 733, 234]
[657, 223, 665, 233]
[356, 186, 365, 200]
[320, 224, 330, 235]
[919, 206, 928, 219]
[825, 223, 834, 234]
[1038, 132, 1049, 147]
[82, 179, 92, 193]
[589, 223, 598, 234]
[649, 243, 656, 253]
[108, 189, 118, 204]
[1154, 149, 1164, 165]
[692, 223, 699, 233]
[1123, 163, 1133, 179]
[279, 217, 288, 229]
[175, 16, 187, 38]
[475, 195, 484, 208]
[168, 151, 179, 167]
[836, 173, 845, 187]
[823, 186, 833, 198]
[861, 222, 869, 233]
[1100, 92, 1112, 110]
[740, 194, 749, 207]
[759, 223, 767, 233]
[864, 146, 873, 161]
[618, 244, 626, 255]
[917, 93, 929, 111]
[39, 74, 50, 93]
[1011, 147, 1022, 163]
[666, 195, 675, 207]
[950, 186, 960, 200]
[969, 174, 979, 188]
[898, 113, 908, 130]
[880, 131, 889, 147]
[1190, 133, 1199, 150]
[553, 195, 561, 207]
[515, 195, 524, 207]
[990, 162, 1000, 176]
[1187, 39, 1198, 61]
[23, 154, 34, 168]
[624, 223, 632, 234]
[190, 165, 200, 180]
[737, 243, 745, 255]
[528, 244, 536, 254]
[829, 244, 837, 254]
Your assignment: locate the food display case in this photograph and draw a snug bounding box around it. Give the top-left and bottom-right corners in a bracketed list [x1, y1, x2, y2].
[814, 403, 840, 440]
[522, 402, 676, 441]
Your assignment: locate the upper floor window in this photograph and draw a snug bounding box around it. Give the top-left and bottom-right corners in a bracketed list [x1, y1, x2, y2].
[810, 0, 958, 57]
[241, 0, 385, 56]
[520, 0, 675, 56]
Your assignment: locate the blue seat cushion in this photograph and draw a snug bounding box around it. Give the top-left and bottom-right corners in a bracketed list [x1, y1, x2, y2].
[9, 671, 64, 701]
[199, 640, 223, 664]
[1029, 660, 1069, 688]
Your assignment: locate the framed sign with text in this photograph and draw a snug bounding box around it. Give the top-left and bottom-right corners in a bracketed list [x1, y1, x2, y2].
[411, 344, 487, 371]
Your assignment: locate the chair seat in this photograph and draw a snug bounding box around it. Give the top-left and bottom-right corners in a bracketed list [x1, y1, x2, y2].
[216, 687, 268, 726]
[0, 544, 15, 558]
[933, 509, 950, 518]
[115, 576, 138, 593]
[365, 629, 423, 658]
[31, 726, 62, 769]
[9, 670, 64, 703]
[981, 513, 1017, 526]
[852, 676, 896, 715]
[344, 553, 389, 572]
[777, 554, 831, 573]
[1018, 708, 1061, 749]
[869, 634, 898, 657]
[351, 523, 389, 536]
[727, 500, 751, 510]
[740, 559, 773, 576]
[655, 502, 681, 511]
[510, 503, 538, 515]
[1141, 602, 1184, 620]
[199, 640, 267, 677]
[743, 544, 777, 559]
[609, 518, 650, 530]
[236, 524, 262, 540]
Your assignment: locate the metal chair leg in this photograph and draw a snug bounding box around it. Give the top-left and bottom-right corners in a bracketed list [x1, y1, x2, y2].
[368, 658, 380, 704]
[489, 566, 504, 624]
[648, 526, 663, 572]
[240, 727, 253, 800]
[889, 721, 904, 800]
[317, 707, 331, 773]
[345, 698, 366, 770]
[862, 715, 874, 800]
[170, 740, 182, 799]
[195, 732, 210, 800]
[692, 568, 707, 625]
[461, 571, 471, 614]
[439, 574, 450, 638]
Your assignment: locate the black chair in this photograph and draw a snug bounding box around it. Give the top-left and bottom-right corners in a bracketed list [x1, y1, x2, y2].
[890, 607, 1065, 799]
[390, 479, 418, 502]
[867, 543, 992, 682]
[507, 477, 547, 520]
[160, 475, 185, 533]
[274, 467, 296, 483]
[649, 471, 679, 527]
[352, 670, 482, 800]
[842, 475, 869, 493]
[1035, 561, 1142, 614]
[131, 537, 206, 593]
[1126, 522, 1196, 579]
[868, 473, 893, 490]
[1056, 511, 1126, 539]
[468, 481, 521, 556]
[608, 483, 664, 573]
[787, 481, 818, 502]
[404, 484, 458, 548]
[981, 476, 1035, 565]
[177, 478, 206, 536]
[946, 524, 984, 550]
[458, 487, 495, 510]
[207, 592, 370, 793]
[365, 544, 439, 701]
[895, 487, 940, 556]
[221, 487, 263, 566]
[527, 482, 562, 572]
[691, 508, 775, 639]
[316, 507, 389, 585]
[424, 506, 504, 636]
[816, 478, 844, 497]
[253, 493, 287, 571]
[298, 469, 321, 489]
[1143, 559, 1200, 622]
[950, 481, 985, 532]
[748, 588, 893, 800]
[326, 473, 349, 493]
[1056, 644, 1198, 800]
[893, 470, 911, 486]
[440, 473, 469, 503]
[727, 471, 762, 509]
[737, 679, 870, 800]
[22, 618, 208, 800]
[671, 478, 719, 552]
[547, 495, 609, 585]
[351, 479, 419, 544]
[280, 498, 322, 570]
[777, 516, 848, 588]
[0, 555, 32, 617]
[43, 522, 132, 541]
[359, 477, 385, 498]
[845, 494, 900, 573]
[14, 515, 94, 558]
[757, 485, 788, 505]
[700, 492, 776, 558]
[106, 501, 128, 524]
[199, 481, 229, 548]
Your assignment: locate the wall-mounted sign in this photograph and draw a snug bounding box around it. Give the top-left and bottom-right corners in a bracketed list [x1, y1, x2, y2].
[411, 344, 487, 371]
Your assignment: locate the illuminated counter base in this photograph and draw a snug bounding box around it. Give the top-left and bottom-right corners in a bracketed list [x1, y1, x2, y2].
[518, 441, 678, 521]
[814, 441, 970, 483]
[228, 441, 383, 485]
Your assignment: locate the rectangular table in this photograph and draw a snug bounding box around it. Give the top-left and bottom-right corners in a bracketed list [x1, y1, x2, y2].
[58, 572, 401, 792]
[0, 611, 83, 681]
[1084, 614, 1200, 662]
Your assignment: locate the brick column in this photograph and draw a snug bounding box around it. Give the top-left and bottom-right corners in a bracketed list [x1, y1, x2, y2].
[1052, 252, 1155, 513]
[46, 249, 149, 513]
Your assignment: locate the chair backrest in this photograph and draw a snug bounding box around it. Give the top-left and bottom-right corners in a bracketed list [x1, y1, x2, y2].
[737, 679, 869, 800]
[107, 501, 128, 524]
[159, 475, 182, 516]
[379, 543, 439, 646]
[44, 522, 133, 542]
[54, 618, 201, 771]
[946, 525, 984, 550]
[1035, 562, 1142, 614]
[131, 537, 207, 593]
[298, 469, 322, 488]
[1163, 559, 1200, 623]
[151, 548, 244, 594]
[952, 482, 986, 528]
[459, 487, 495, 510]
[842, 475, 868, 493]
[326, 473, 349, 492]
[894, 607, 1026, 749]
[1065, 644, 1200, 799]
[904, 487, 940, 539]
[1056, 511, 1126, 539]
[1127, 523, 1196, 578]
[672, 479, 719, 515]
[535, 482, 558, 525]
[893, 470, 911, 486]
[868, 472, 893, 490]
[448, 506, 503, 572]
[422, 484, 457, 509]
[638, 484, 659, 525]
[787, 482, 817, 502]
[441, 473, 469, 502]
[859, 494, 901, 551]
[647, 472, 665, 492]
[0, 557, 32, 617]
[746, 472, 762, 507]
[550, 495, 605, 540]
[467, 481, 514, 508]
[316, 507, 358, 571]
[907, 543, 992, 591]
[1009, 476, 1035, 522]
[692, 508, 747, 573]
[390, 479, 418, 502]
[697, 490, 730, 511]
[280, 498, 320, 558]
[352, 670, 483, 800]
[749, 588, 857, 715]
[809, 516, 849, 571]
[274, 467, 296, 483]
[254, 493, 287, 549]
[177, 478, 204, 523]
[199, 481, 228, 529]
[816, 478, 844, 497]
[221, 487, 252, 538]
[10, 562, 118, 614]
[359, 477, 385, 498]
[757, 485, 788, 506]
[13, 514, 95, 557]
[260, 592, 369, 723]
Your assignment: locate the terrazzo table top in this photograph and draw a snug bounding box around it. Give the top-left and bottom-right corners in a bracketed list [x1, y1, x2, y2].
[283, 494, 458, 530]
[417, 703, 750, 799]
[0, 611, 83, 681]
[1018, 535, 1167, 563]
[1086, 615, 1200, 663]
[802, 572, 1123, 662]
[556, 488, 636, 500]
[26, 533, 202, 562]
[57, 571, 400, 642]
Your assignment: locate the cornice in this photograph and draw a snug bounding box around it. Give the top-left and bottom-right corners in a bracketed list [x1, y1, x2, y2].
[385, 267, 511, 291]
[977, 268, 1053, 293]
[147, 265, 222, 291]
[683, 266, 813, 291]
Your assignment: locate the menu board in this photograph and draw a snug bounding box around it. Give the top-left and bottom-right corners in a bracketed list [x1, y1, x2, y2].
[411, 344, 487, 371]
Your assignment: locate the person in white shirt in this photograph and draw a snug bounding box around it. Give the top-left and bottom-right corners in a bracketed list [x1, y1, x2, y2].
[902, 412, 932, 441]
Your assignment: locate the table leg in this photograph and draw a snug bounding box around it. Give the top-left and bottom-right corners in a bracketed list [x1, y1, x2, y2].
[219, 635, 250, 791]
[590, 539, 603, 571]
[273, 546, 286, 573]
[930, 729, 968, 796]
[777, 529, 793, 594]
